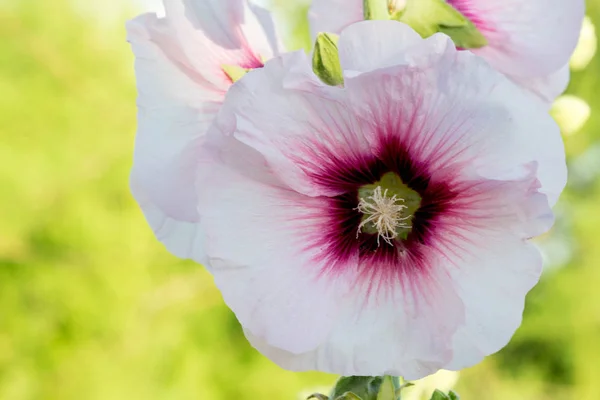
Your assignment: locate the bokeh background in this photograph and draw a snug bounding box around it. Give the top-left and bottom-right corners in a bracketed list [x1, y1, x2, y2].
[1, 0, 599, 399]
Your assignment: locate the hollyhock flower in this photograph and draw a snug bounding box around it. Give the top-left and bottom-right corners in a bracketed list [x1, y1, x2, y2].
[126, 0, 280, 261]
[309, 0, 584, 103]
[194, 21, 566, 378]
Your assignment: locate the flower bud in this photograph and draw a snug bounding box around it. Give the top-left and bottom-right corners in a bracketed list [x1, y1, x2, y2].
[312, 32, 344, 86]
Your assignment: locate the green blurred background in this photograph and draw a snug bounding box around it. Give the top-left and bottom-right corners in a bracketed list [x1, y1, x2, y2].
[1, 0, 599, 399]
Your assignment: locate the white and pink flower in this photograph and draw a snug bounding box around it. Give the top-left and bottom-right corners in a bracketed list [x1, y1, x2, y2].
[190, 21, 566, 377]
[309, 0, 584, 103]
[126, 0, 281, 262]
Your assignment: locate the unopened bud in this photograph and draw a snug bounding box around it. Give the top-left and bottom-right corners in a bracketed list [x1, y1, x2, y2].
[312, 32, 344, 86]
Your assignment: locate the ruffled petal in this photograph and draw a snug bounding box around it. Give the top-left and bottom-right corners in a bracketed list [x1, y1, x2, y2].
[243, 257, 465, 379]
[451, 0, 584, 77]
[162, 0, 279, 88]
[196, 134, 347, 354]
[337, 21, 427, 75]
[221, 51, 376, 197]
[127, 14, 217, 261]
[309, 0, 363, 40]
[511, 64, 570, 105]
[445, 235, 542, 370]
[340, 24, 566, 205]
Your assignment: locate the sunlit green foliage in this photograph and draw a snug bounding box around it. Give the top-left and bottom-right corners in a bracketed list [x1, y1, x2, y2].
[1, 0, 600, 399]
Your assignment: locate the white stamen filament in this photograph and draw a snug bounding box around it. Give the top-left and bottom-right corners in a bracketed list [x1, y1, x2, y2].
[356, 186, 411, 246]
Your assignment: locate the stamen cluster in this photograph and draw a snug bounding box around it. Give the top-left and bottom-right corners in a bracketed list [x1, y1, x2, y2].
[356, 186, 411, 246]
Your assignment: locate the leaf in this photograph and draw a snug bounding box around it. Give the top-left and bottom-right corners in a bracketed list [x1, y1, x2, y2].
[335, 392, 364, 400]
[448, 391, 460, 400]
[307, 394, 330, 400]
[430, 390, 450, 400]
[330, 377, 383, 400]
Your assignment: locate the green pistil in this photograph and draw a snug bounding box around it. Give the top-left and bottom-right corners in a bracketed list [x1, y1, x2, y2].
[357, 172, 421, 242]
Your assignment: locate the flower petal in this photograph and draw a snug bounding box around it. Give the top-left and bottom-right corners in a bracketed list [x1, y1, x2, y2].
[197, 136, 344, 354]
[221, 51, 376, 197]
[337, 21, 431, 75]
[452, 0, 584, 77]
[243, 260, 465, 379]
[511, 64, 570, 105]
[444, 233, 543, 370]
[309, 0, 363, 40]
[340, 25, 566, 205]
[127, 13, 217, 261]
[162, 0, 278, 88]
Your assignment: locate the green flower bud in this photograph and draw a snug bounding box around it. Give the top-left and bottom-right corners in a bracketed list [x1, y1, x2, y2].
[312, 32, 344, 86]
[376, 376, 396, 400]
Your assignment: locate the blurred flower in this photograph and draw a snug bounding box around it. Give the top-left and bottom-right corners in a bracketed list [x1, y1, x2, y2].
[309, 0, 584, 104]
[550, 95, 591, 136]
[194, 22, 566, 379]
[403, 370, 460, 400]
[570, 16, 597, 71]
[568, 143, 600, 190]
[126, 0, 282, 263]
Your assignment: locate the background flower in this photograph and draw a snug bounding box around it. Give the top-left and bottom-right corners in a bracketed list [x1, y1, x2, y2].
[126, 0, 281, 263]
[309, 0, 584, 103]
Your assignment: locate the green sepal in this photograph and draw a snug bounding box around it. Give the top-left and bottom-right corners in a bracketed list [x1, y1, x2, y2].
[363, 0, 390, 20]
[312, 32, 344, 86]
[430, 390, 450, 400]
[222, 65, 250, 82]
[376, 376, 395, 400]
[329, 377, 383, 400]
[394, 381, 415, 398]
[308, 394, 330, 400]
[394, 0, 487, 49]
[430, 389, 459, 400]
[335, 392, 364, 400]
